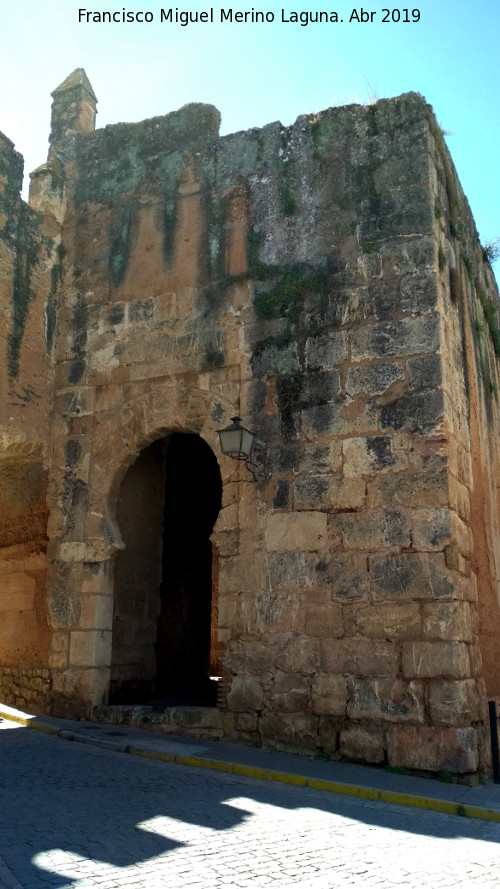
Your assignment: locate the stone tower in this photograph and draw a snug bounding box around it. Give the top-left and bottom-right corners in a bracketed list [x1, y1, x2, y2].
[1, 70, 499, 777]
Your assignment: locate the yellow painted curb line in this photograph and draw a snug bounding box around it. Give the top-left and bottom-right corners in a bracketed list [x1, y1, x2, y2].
[2, 709, 500, 824]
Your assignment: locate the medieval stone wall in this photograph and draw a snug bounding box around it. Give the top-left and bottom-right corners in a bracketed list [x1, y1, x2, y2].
[1, 71, 499, 775]
[0, 132, 54, 710]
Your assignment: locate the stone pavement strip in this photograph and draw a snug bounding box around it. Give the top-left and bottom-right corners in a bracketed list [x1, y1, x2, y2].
[1, 702, 500, 824]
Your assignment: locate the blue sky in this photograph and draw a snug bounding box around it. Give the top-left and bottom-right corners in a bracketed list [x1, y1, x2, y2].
[2, 1, 499, 262]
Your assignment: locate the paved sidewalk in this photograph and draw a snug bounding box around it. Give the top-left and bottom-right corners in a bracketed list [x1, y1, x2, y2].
[1, 702, 499, 825]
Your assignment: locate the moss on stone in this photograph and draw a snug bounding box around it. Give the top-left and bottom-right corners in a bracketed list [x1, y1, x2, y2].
[254, 265, 329, 324]
[109, 210, 133, 287]
[8, 207, 40, 378]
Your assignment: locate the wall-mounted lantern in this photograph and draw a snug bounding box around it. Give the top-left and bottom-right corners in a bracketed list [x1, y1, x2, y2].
[217, 416, 254, 460]
[217, 416, 262, 480]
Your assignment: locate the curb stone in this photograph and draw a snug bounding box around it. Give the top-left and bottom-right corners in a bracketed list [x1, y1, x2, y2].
[2, 706, 499, 825]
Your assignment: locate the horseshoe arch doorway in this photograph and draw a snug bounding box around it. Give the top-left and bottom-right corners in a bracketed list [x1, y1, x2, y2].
[110, 432, 223, 705]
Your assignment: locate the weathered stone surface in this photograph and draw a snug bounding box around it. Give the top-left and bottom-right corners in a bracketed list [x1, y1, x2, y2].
[386, 725, 478, 773]
[258, 713, 319, 754]
[266, 551, 314, 591]
[367, 467, 450, 509]
[270, 673, 310, 712]
[347, 678, 424, 723]
[235, 592, 302, 634]
[343, 435, 402, 477]
[226, 641, 277, 677]
[422, 601, 476, 642]
[380, 389, 446, 435]
[370, 552, 454, 599]
[412, 509, 472, 555]
[428, 679, 485, 726]
[1, 74, 498, 778]
[311, 674, 348, 716]
[304, 603, 343, 637]
[305, 331, 348, 369]
[350, 315, 440, 361]
[345, 363, 405, 397]
[321, 638, 399, 676]
[276, 638, 320, 675]
[315, 553, 370, 601]
[265, 512, 327, 552]
[339, 724, 385, 763]
[329, 510, 410, 550]
[400, 271, 438, 314]
[402, 641, 470, 679]
[226, 676, 265, 712]
[355, 602, 421, 639]
[407, 353, 442, 392]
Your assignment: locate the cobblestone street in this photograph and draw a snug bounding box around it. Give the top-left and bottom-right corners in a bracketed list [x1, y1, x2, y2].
[0, 719, 498, 889]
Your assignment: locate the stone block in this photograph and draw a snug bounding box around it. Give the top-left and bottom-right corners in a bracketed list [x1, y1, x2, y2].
[402, 641, 470, 679]
[406, 353, 442, 391]
[302, 441, 343, 473]
[235, 592, 302, 634]
[304, 331, 348, 369]
[293, 475, 329, 510]
[339, 724, 385, 763]
[292, 475, 364, 512]
[370, 552, 454, 599]
[276, 637, 320, 675]
[311, 674, 348, 716]
[80, 595, 114, 630]
[317, 717, 341, 755]
[367, 468, 450, 509]
[52, 667, 110, 711]
[321, 638, 399, 676]
[449, 477, 470, 523]
[355, 602, 421, 639]
[270, 673, 311, 713]
[343, 435, 405, 477]
[412, 509, 472, 555]
[224, 639, 276, 678]
[258, 713, 319, 754]
[422, 601, 476, 642]
[252, 341, 300, 376]
[266, 551, 314, 591]
[345, 362, 405, 397]
[329, 509, 409, 550]
[386, 725, 478, 774]
[380, 389, 446, 436]
[428, 679, 485, 726]
[227, 676, 264, 712]
[347, 678, 424, 723]
[326, 477, 366, 510]
[315, 553, 370, 601]
[265, 511, 327, 552]
[218, 555, 260, 594]
[304, 603, 343, 637]
[351, 314, 440, 361]
[302, 402, 378, 438]
[400, 270, 438, 314]
[69, 630, 112, 668]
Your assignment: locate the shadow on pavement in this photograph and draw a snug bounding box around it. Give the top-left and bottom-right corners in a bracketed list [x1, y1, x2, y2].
[0, 719, 498, 888]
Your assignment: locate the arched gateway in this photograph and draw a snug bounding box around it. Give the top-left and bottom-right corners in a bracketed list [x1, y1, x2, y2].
[110, 432, 222, 705]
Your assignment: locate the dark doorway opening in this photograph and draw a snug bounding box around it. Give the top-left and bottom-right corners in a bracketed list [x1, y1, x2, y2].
[110, 432, 222, 706]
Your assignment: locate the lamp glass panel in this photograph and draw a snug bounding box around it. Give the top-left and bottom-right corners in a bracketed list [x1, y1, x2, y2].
[240, 428, 254, 457]
[220, 428, 243, 455]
